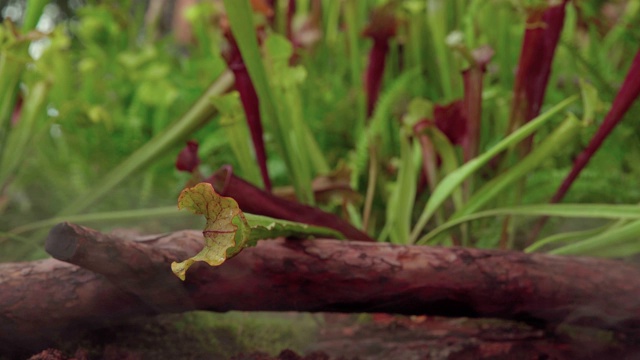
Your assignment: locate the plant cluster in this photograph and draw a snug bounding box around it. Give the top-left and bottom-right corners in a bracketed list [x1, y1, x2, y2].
[1, 0, 640, 261]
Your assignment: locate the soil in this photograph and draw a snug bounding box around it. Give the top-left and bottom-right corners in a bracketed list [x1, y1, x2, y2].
[20, 312, 639, 360]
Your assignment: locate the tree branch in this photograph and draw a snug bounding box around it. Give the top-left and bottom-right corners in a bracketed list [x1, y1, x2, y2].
[2, 222, 639, 355]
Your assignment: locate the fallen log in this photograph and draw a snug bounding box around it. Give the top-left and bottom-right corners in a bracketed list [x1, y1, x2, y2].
[1, 222, 640, 355]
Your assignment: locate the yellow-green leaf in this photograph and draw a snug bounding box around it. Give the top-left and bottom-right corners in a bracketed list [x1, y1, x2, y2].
[171, 182, 251, 280]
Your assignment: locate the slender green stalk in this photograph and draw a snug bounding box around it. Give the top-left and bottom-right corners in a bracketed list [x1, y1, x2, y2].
[343, 0, 366, 132]
[22, 0, 48, 32]
[427, 0, 456, 100]
[461, 0, 482, 49]
[0, 80, 51, 189]
[224, 0, 316, 203]
[9, 206, 186, 236]
[0, 44, 28, 149]
[361, 144, 378, 231]
[0, 47, 20, 94]
[426, 127, 463, 221]
[322, 0, 341, 47]
[303, 125, 330, 174]
[263, 34, 325, 203]
[404, 2, 424, 75]
[211, 93, 263, 185]
[384, 127, 418, 244]
[0, 0, 47, 145]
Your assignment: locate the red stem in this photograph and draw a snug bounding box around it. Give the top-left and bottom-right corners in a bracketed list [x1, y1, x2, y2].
[509, 1, 568, 134]
[206, 166, 375, 242]
[224, 33, 272, 191]
[551, 48, 640, 203]
[365, 40, 390, 117]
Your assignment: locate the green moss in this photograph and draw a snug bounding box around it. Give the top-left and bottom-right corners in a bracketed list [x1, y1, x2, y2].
[174, 311, 319, 356]
[52, 311, 319, 359]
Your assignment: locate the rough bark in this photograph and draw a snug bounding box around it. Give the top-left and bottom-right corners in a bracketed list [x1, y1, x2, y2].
[2, 222, 640, 355]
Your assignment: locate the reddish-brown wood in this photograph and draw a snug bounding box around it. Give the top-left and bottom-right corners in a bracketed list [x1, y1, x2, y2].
[2, 222, 640, 355]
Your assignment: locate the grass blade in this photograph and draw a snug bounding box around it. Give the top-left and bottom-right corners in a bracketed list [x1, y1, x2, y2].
[418, 203, 640, 245]
[409, 95, 578, 243]
[525, 224, 613, 253]
[452, 114, 580, 220]
[383, 127, 418, 244]
[550, 220, 640, 256]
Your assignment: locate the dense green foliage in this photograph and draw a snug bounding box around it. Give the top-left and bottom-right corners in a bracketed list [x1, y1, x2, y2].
[1, 0, 639, 261]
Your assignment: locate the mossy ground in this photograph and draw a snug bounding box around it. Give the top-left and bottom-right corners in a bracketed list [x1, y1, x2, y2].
[23, 313, 639, 360]
[51, 311, 319, 359]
